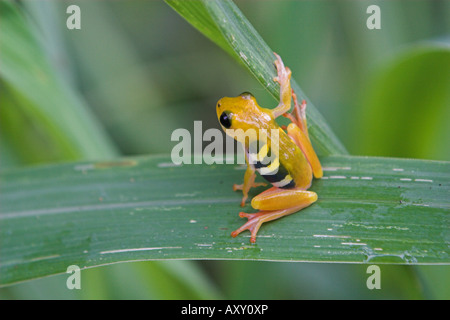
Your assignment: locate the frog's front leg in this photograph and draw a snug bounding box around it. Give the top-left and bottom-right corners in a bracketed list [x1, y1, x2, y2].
[233, 161, 267, 207]
[231, 187, 317, 243]
[271, 52, 292, 118]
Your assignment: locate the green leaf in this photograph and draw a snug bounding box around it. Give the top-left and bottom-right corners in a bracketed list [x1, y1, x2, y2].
[166, 0, 348, 156]
[1, 154, 448, 285]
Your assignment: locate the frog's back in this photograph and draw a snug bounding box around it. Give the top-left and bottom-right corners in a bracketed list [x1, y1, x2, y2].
[247, 127, 312, 190]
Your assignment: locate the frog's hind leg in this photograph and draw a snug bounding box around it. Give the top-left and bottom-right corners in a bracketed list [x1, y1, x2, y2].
[231, 187, 317, 243]
[289, 91, 309, 138]
[287, 122, 322, 179]
[285, 94, 323, 179]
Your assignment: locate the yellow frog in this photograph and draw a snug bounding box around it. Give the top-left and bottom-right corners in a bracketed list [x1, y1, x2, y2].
[216, 53, 322, 243]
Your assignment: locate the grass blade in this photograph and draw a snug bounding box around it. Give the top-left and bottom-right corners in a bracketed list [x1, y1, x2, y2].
[166, 0, 348, 156]
[1, 154, 448, 285]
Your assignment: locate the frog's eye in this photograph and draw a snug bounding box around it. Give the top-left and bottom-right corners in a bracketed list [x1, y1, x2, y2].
[240, 92, 254, 99]
[220, 111, 232, 128]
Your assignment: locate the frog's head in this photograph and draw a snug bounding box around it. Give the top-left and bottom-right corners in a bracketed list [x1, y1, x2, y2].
[216, 92, 273, 135]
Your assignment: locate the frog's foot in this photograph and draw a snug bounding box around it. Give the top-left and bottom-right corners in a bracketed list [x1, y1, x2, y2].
[282, 90, 308, 136]
[272, 52, 291, 88]
[272, 53, 293, 118]
[231, 206, 306, 244]
[233, 182, 267, 207]
[291, 90, 308, 136]
[231, 187, 318, 243]
[282, 112, 296, 125]
[233, 182, 267, 192]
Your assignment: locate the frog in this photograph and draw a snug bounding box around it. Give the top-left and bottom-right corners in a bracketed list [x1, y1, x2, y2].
[216, 52, 322, 243]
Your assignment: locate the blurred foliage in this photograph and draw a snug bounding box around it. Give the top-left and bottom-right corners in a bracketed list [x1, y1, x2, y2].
[0, 0, 117, 166]
[358, 45, 450, 160]
[0, 0, 449, 299]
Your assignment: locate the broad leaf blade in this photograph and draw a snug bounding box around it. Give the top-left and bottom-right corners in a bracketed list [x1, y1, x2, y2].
[1, 155, 448, 285]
